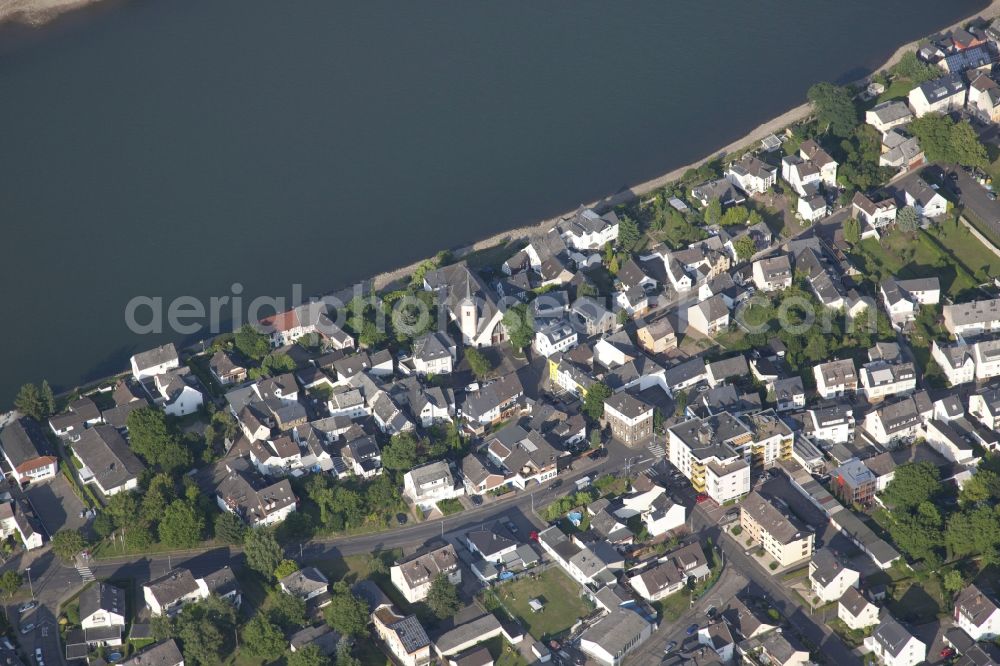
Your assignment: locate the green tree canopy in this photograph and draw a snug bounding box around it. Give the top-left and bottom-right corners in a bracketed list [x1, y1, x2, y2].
[267, 591, 307, 631]
[14, 383, 49, 421]
[909, 113, 988, 168]
[126, 407, 192, 474]
[382, 432, 421, 471]
[882, 462, 940, 510]
[896, 206, 920, 232]
[582, 382, 612, 421]
[158, 500, 205, 548]
[51, 529, 88, 562]
[807, 82, 858, 137]
[274, 559, 299, 580]
[242, 614, 285, 659]
[288, 644, 329, 666]
[244, 528, 284, 579]
[733, 235, 757, 261]
[843, 217, 861, 245]
[234, 323, 271, 361]
[503, 303, 535, 351]
[426, 573, 461, 619]
[323, 582, 369, 637]
[617, 215, 642, 250]
[465, 347, 493, 380]
[892, 52, 940, 85]
[0, 571, 22, 599]
[214, 511, 247, 545]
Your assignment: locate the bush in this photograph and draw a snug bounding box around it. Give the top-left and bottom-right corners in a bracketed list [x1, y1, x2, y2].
[769, 562, 779, 570]
[731, 526, 743, 536]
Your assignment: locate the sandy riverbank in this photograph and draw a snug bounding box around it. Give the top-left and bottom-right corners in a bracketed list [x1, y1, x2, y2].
[0, 0, 101, 25]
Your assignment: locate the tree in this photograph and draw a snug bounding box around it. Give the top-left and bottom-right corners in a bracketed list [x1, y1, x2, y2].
[40, 381, 56, 417]
[214, 511, 247, 545]
[892, 52, 939, 85]
[104, 491, 140, 529]
[704, 198, 722, 226]
[943, 570, 965, 595]
[582, 382, 612, 421]
[882, 462, 940, 510]
[382, 432, 420, 471]
[126, 407, 192, 473]
[51, 529, 88, 562]
[733, 235, 757, 261]
[909, 113, 988, 168]
[323, 582, 369, 637]
[503, 303, 534, 351]
[0, 571, 22, 599]
[336, 641, 362, 666]
[426, 573, 461, 619]
[267, 591, 307, 631]
[674, 389, 688, 417]
[896, 206, 919, 232]
[288, 644, 329, 666]
[465, 347, 493, 380]
[234, 323, 271, 361]
[719, 205, 749, 227]
[244, 528, 283, 579]
[174, 596, 236, 666]
[274, 559, 299, 580]
[808, 83, 858, 137]
[124, 524, 154, 551]
[843, 217, 861, 245]
[14, 383, 47, 421]
[960, 470, 1000, 505]
[618, 215, 641, 250]
[158, 500, 205, 548]
[242, 614, 285, 659]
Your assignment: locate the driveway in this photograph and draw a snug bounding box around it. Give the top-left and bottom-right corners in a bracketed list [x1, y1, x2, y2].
[24, 476, 90, 539]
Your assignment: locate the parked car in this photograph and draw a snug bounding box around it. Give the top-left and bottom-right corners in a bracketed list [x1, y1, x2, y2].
[706, 606, 717, 618]
[695, 493, 709, 504]
[941, 647, 955, 659]
[504, 519, 519, 534]
[989, 191, 997, 201]
[589, 447, 607, 460]
[34, 648, 42, 666]
[663, 641, 678, 654]
[20, 623, 34, 635]
[18, 601, 36, 613]
[686, 623, 699, 636]
[470, 495, 483, 506]
[396, 513, 408, 525]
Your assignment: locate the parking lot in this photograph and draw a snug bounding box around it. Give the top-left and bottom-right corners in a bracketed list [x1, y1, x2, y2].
[24, 475, 91, 539]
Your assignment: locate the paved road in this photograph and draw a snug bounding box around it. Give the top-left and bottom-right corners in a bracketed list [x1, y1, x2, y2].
[953, 167, 1000, 240]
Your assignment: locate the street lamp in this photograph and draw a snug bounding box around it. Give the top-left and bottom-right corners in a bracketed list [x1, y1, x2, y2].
[25, 567, 33, 601]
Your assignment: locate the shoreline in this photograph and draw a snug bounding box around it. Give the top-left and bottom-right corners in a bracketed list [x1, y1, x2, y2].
[365, 0, 1000, 293]
[0, 0, 101, 25]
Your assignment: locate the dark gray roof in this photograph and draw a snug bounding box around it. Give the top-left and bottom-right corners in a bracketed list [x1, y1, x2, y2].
[872, 614, 918, 657]
[72, 425, 146, 492]
[121, 640, 183, 666]
[0, 417, 54, 468]
[144, 569, 199, 607]
[131, 344, 179, 373]
[80, 582, 125, 622]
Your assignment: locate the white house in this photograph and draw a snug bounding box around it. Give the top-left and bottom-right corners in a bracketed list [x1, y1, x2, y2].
[687, 295, 730, 337]
[72, 425, 145, 497]
[533, 320, 578, 358]
[79, 582, 127, 647]
[954, 583, 1000, 641]
[557, 208, 620, 250]
[908, 73, 967, 117]
[410, 332, 456, 375]
[0, 417, 59, 485]
[808, 403, 855, 445]
[864, 615, 926, 666]
[814, 359, 858, 399]
[390, 544, 461, 603]
[969, 386, 1000, 430]
[279, 567, 330, 604]
[752, 255, 793, 292]
[838, 587, 880, 632]
[809, 549, 860, 604]
[143, 569, 204, 617]
[797, 193, 828, 222]
[943, 297, 1000, 337]
[403, 461, 463, 510]
[726, 154, 777, 195]
[853, 192, 898, 229]
[865, 100, 914, 134]
[932, 340, 976, 386]
[901, 178, 948, 219]
[578, 607, 654, 666]
[153, 368, 205, 417]
[130, 343, 180, 380]
[880, 277, 940, 331]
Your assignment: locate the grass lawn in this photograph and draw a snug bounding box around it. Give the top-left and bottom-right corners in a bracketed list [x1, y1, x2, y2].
[654, 588, 693, 622]
[483, 636, 530, 666]
[491, 568, 592, 640]
[875, 79, 915, 104]
[436, 498, 465, 516]
[851, 221, 1000, 300]
[886, 578, 944, 624]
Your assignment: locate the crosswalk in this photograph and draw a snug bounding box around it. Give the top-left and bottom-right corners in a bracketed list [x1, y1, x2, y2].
[76, 563, 95, 582]
[647, 440, 665, 458]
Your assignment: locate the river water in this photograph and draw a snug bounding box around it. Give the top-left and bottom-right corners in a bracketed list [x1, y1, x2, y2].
[0, 0, 987, 403]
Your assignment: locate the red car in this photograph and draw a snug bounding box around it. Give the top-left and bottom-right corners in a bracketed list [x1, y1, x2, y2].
[695, 494, 709, 504]
[940, 647, 955, 659]
[529, 530, 539, 542]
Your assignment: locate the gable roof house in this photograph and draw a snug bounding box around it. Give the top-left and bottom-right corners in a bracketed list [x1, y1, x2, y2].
[628, 541, 710, 601]
[880, 277, 940, 331]
[371, 602, 431, 666]
[72, 425, 146, 497]
[0, 417, 58, 485]
[691, 178, 746, 208]
[130, 343, 180, 381]
[259, 302, 354, 350]
[814, 358, 858, 399]
[898, 176, 948, 219]
[48, 396, 103, 441]
[752, 254, 793, 292]
[969, 386, 1000, 430]
[279, 567, 330, 606]
[423, 262, 505, 348]
[462, 373, 524, 426]
[249, 434, 304, 477]
[687, 294, 730, 338]
[852, 191, 898, 230]
[863, 392, 932, 445]
[390, 544, 461, 604]
[740, 492, 814, 568]
[570, 296, 616, 337]
[557, 207, 620, 251]
[214, 458, 297, 527]
[152, 367, 205, 418]
[954, 584, 1000, 641]
[969, 72, 1000, 122]
[865, 100, 914, 134]
[809, 548, 860, 603]
[120, 640, 184, 666]
[403, 461, 463, 510]
[77, 582, 126, 647]
[932, 340, 977, 387]
[484, 424, 559, 489]
[725, 154, 777, 195]
[723, 598, 778, 641]
[908, 72, 967, 117]
[208, 350, 247, 386]
[143, 568, 204, 617]
[864, 614, 926, 666]
[879, 128, 925, 171]
[838, 586, 880, 631]
[410, 332, 457, 376]
[943, 297, 1000, 337]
